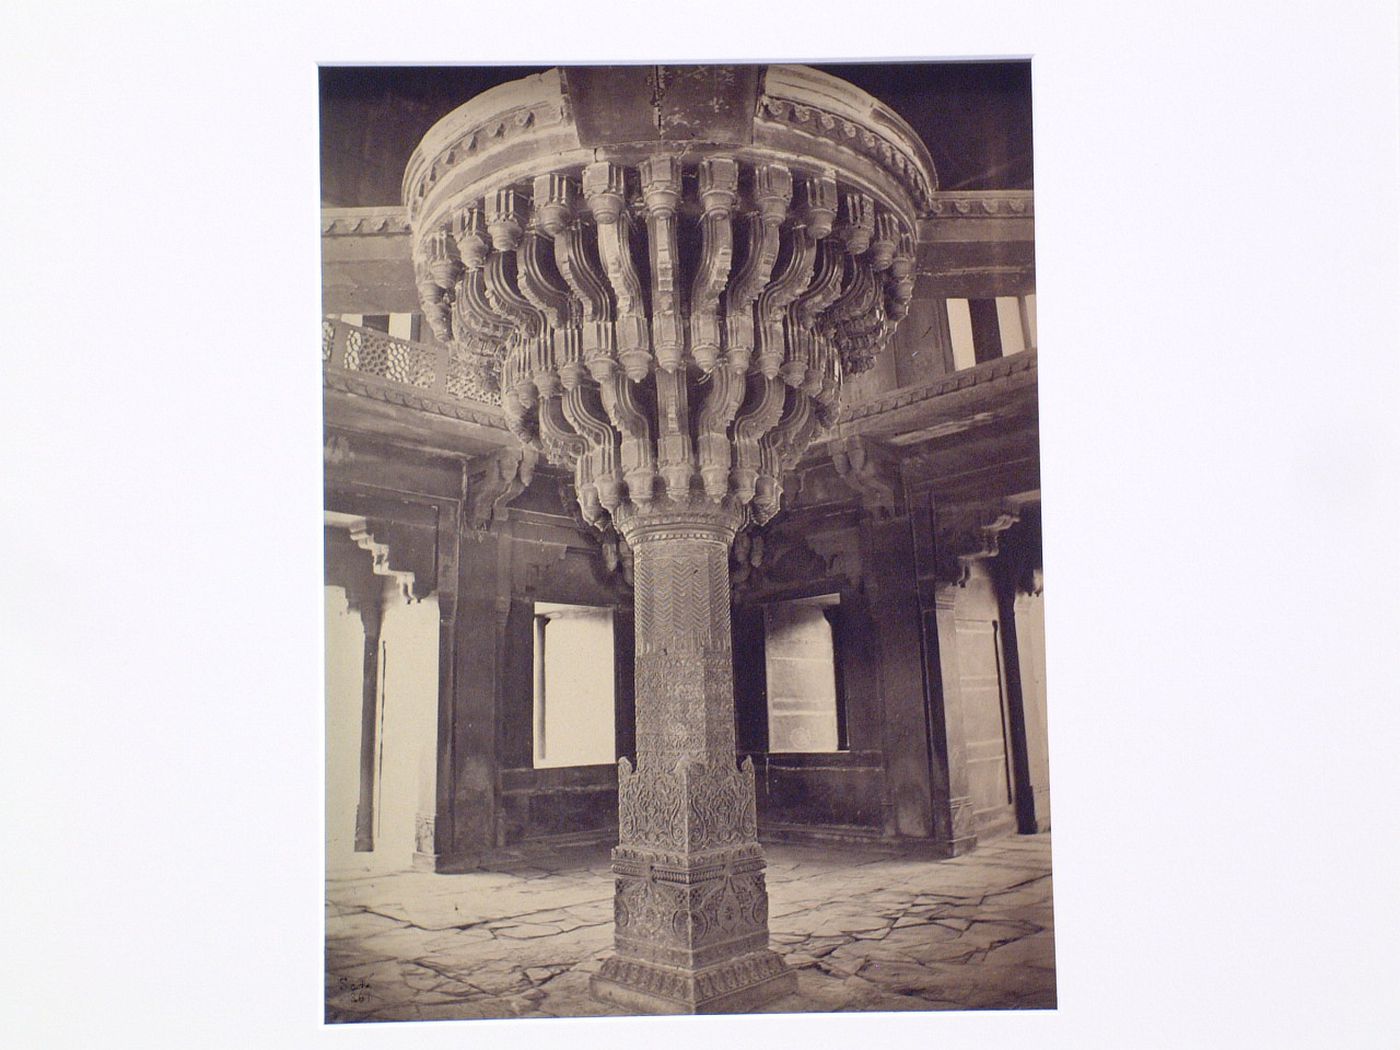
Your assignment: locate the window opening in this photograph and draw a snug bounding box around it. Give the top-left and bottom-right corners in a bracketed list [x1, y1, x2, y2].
[763, 593, 844, 753]
[532, 602, 617, 768]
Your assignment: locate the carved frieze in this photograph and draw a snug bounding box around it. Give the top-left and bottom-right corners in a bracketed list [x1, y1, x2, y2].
[755, 95, 935, 214]
[593, 947, 793, 1012]
[928, 190, 1033, 217]
[617, 757, 758, 854]
[612, 864, 770, 969]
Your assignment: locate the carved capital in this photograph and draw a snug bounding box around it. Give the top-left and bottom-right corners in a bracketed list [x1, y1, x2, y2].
[411, 148, 922, 533]
[530, 172, 576, 237]
[833, 191, 875, 254]
[581, 161, 627, 222]
[451, 204, 491, 271]
[486, 188, 527, 251]
[800, 171, 839, 239]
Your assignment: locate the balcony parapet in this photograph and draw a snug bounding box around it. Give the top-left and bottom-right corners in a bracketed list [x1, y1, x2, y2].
[322, 317, 506, 431]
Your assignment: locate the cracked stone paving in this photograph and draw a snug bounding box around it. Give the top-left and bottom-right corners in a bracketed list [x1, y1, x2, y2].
[325, 833, 1055, 1021]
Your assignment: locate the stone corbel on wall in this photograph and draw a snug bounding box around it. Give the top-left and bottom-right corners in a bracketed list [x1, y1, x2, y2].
[731, 528, 858, 597]
[552, 476, 635, 591]
[468, 445, 540, 530]
[324, 526, 382, 620]
[932, 499, 1022, 588]
[324, 433, 354, 468]
[829, 435, 900, 518]
[600, 531, 634, 588]
[729, 530, 766, 589]
[348, 518, 438, 602]
[987, 506, 1043, 598]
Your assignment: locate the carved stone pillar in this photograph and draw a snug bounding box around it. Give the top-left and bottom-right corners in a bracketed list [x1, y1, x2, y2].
[402, 63, 937, 1013]
[589, 503, 794, 1012]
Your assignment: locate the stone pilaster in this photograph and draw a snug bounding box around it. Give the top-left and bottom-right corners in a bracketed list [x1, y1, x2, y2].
[354, 608, 382, 853]
[590, 504, 796, 1014]
[412, 589, 455, 871]
[908, 490, 979, 855]
[325, 524, 386, 854]
[928, 587, 980, 853]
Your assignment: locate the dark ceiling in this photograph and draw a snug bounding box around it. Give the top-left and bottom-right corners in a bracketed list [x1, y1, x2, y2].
[319, 62, 1032, 208]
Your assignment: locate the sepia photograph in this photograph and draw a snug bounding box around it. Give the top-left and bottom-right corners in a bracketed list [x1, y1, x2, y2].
[7, 4, 1400, 1049]
[320, 61, 1052, 1021]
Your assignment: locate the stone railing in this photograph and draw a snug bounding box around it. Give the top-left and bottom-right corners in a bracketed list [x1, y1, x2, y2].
[322, 317, 502, 407]
[320, 314, 1034, 444]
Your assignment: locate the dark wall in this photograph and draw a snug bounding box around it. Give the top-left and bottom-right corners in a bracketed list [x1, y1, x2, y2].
[497, 765, 618, 845]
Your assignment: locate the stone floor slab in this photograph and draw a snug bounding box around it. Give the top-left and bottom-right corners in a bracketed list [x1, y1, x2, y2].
[325, 832, 1055, 1022]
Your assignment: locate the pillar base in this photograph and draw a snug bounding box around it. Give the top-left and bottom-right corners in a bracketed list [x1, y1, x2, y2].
[590, 949, 796, 1015]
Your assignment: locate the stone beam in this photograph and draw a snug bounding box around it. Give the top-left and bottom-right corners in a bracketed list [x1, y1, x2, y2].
[824, 350, 1038, 447]
[915, 191, 1035, 299]
[322, 206, 418, 315]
